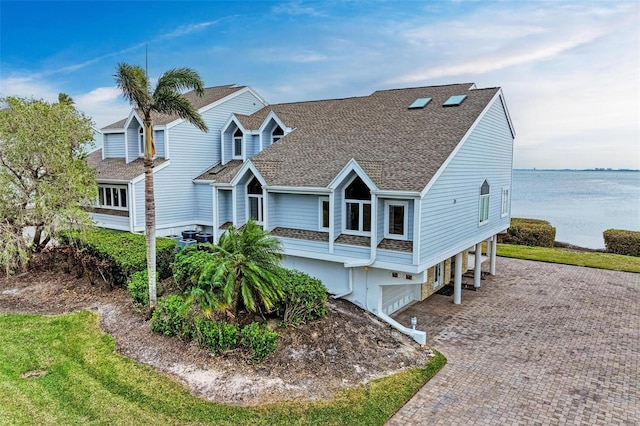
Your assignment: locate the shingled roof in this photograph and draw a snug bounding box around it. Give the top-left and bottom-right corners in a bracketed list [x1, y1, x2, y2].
[238, 83, 500, 192]
[102, 85, 246, 130]
[87, 149, 167, 181]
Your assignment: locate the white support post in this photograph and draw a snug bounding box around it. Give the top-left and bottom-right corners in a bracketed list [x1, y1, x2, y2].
[474, 242, 482, 288]
[454, 252, 462, 305]
[490, 234, 497, 275]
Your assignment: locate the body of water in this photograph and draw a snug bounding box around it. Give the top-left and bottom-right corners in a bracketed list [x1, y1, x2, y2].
[511, 170, 640, 249]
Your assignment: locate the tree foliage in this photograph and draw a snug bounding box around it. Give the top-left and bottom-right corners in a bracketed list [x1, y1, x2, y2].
[0, 96, 96, 274]
[189, 220, 285, 319]
[114, 63, 207, 307]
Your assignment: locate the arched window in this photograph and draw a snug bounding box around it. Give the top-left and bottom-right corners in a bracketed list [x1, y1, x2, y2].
[479, 179, 490, 224]
[272, 125, 284, 144]
[344, 176, 371, 234]
[233, 128, 243, 158]
[247, 177, 263, 224]
[139, 127, 145, 155]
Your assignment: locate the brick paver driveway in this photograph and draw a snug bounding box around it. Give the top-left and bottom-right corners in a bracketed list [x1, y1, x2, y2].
[390, 257, 639, 425]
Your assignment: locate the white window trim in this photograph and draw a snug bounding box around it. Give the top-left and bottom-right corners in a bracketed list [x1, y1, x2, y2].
[138, 127, 145, 157]
[433, 262, 444, 289]
[97, 185, 128, 211]
[501, 186, 510, 217]
[272, 125, 284, 145]
[384, 200, 409, 240]
[319, 196, 330, 231]
[343, 200, 372, 236]
[247, 193, 263, 224]
[233, 135, 243, 159]
[479, 193, 490, 225]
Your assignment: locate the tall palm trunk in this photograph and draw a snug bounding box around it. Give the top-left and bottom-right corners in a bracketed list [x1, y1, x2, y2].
[144, 119, 157, 307]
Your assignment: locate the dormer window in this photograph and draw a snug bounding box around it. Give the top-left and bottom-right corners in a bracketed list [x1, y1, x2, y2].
[247, 177, 264, 224]
[138, 127, 144, 156]
[272, 125, 284, 144]
[344, 176, 371, 235]
[233, 128, 243, 159]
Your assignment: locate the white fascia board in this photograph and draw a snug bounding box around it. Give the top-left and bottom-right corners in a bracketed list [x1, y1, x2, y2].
[265, 186, 330, 195]
[327, 158, 378, 191]
[245, 86, 269, 107]
[372, 190, 421, 198]
[212, 182, 234, 189]
[96, 178, 131, 184]
[221, 114, 245, 134]
[94, 222, 131, 232]
[101, 129, 126, 134]
[280, 246, 362, 264]
[124, 110, 143, 129]
[257, 111, 287, 133]
[370, 260, 423, 274]
[497, 89, 516, 138]
[130, 160, 171, 184]
[192, 180, 214, 185]
[229, 160, 266, 186]
[164, 128, 170, 160]
[420, 90, 505, 198]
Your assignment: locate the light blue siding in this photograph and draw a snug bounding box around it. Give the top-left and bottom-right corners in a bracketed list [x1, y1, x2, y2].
[91, 213, 129, 230]
[247, 134, 260, 157]
[269, 193, 319, 230]
[377, 198, 414, 243]
[194, 184, 213, 224]
[235, 178, 248, 224]
[280, 238, 329, 254]
[334, 244, 370, 259]
[134, 180, 145, 230]
[419, 96, 513, 265]
[127, 121, 140, 162]
[154, 130, 165, 158]
[377, 249, 413, 264]
[150, 90, 264, 229]
[218, 190, 232, 226]
[103, 133, 125, 158]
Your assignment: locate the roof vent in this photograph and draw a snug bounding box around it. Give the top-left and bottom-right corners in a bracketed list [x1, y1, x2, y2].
[443, 95, 467, 107]
[408, 97, 431, 109]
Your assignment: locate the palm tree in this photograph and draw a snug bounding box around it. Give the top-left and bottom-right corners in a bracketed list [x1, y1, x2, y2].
[192, 220, 284, 319]
[115, 63, 208, 307]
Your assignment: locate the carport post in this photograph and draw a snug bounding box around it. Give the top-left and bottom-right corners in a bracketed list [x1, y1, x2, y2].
[474, 242, 482, 288]
[454, 252, 462, 304]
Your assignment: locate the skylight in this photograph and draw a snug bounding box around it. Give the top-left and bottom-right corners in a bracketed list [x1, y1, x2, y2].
[443, 95, 467, 107]
[408, 97, 431, 109]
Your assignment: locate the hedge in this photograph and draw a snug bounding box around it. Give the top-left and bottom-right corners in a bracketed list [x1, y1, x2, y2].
[276, 269, 328, 326]
[603, 229, 640, 257]
[499, 218, 556, 248]
[59, 227, 176, 287]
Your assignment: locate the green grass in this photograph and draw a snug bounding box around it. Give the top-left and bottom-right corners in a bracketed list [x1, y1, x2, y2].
[0, 311, 446, 426]
[497, 244, 640, 273]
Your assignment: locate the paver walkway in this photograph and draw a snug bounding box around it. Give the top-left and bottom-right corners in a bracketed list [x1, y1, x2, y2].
[390, 257, 639, 425]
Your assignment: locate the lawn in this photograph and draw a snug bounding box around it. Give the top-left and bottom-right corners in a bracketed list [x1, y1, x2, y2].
[496, 244, 640, 273]
[0, 311, 445, 426]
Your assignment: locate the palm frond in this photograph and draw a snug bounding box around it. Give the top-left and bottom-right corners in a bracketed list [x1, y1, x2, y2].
[114, 63, 151, 113]
[153, 91, 208, 132]
[155, 68, 206, 96]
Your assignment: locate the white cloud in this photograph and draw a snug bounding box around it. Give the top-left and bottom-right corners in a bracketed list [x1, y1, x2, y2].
[272, 1, 323, 17]
[0, 77, 59, 101]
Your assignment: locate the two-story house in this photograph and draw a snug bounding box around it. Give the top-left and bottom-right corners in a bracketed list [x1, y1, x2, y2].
[91, 83, 515, 344]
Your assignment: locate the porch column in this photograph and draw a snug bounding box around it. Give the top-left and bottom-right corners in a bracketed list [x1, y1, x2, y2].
[454, 252, 462, 305]
[490, 235, 497, 275]
[474, 242, 482, 288]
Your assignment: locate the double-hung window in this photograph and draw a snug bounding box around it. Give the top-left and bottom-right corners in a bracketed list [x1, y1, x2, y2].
[233, 128, 243, 159]
[97, 185, 128, 210]
[319, 196, 330, 231]
[501, 187, 510, 217]
[138, 127, 145, 156]
[479, 180, 490, 225]
[247, 177, 263, 224]
[384, 200, 409, 240]
[344, 176, 371, 234]
[272, 125, 284, 144]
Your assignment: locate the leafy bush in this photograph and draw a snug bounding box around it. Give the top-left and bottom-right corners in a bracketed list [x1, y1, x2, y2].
[240, 322, 279, 363]
[276, 269, 328, 326]
[603, 229, 640, 257]
[128, 270, 149, 307]
[174, 245, 217, 292]
[499, 218, 556, 248]
[150, 295, 193, 338]
[191, 317, 239, 353]
[59, 227, 176, 287]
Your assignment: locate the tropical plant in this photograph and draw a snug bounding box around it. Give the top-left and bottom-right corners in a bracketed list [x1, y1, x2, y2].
[190, 220, 285, 318]
[114, 63, 208, 307]
[0, 95, 96, 274]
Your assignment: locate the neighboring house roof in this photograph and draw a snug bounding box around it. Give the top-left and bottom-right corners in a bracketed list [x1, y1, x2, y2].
[236, 83, 500, 192]
[87, 149, 167, 181]
[102, 85, 246, 130]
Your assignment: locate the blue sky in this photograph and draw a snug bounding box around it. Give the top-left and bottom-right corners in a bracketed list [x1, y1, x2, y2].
[1, 0, 638, 169]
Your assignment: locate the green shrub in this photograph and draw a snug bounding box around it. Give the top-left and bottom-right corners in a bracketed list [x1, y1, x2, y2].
[150, 295, 193, 338]
[499, 218, 556, 248]
[240, 322, 278, 363]
[174, 245, 217, 292]
[603, 229, 640, 257]
[59, 227, 176, 287]
[128, 270, 149, 307]
[276, 269, 328, 326]
[191, 317, 239, 353]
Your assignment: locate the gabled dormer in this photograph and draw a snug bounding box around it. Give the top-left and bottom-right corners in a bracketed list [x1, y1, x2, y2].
[221, 117, 249, 164]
